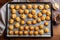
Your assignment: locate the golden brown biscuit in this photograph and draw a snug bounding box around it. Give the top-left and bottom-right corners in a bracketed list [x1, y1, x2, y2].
[44, 22, 49, 26]
[33, 15, 37, 19]
[24, 26, 29, 30]
[24, 9, 29, 14]
[27, 4, 32, 9]
[11, 9, 16, 14]
[26, 20, 32, 25]
[37, 18, 41, 23]
[19, 26, 24, 31]
[39, 24, 44, 29]
[39, 30, 44, 35]
[28, 13, 32, 18]
[46, 11, 51, 16]
[34, 26, 39, 31]
[11, 14, 16, 19]
[31, 10, 36, 15]
[15, 17, 20, 22]
[19, 31, 23, 35]
[19, 9, 23, 14]
[14, 30, 19, 35]
[37, 12, 42, 17]
[15, 23, 20, 28]
[44, 28, 49, 33]
[9, 25, 14, 30]
[32, 20, 37, 24]
[29, 26, 34, 31]
[9, 19, 14, 24]
[21, 5, 26, 10]
[34, 31, 38, 35]
[29, 31, 33, 35]
[15, 5, 20, 10]
[45, 4, 50, 9]
[42, 9, 47, 14]
[33, 4, 38, 9]
[9, 31, 13, 35]
[10, 5, 15, 9]
[45, 16, 50, 21]
[38, 5, 44, 10]
[20, 20, 25, 25]
[20, 14, 26, 20]
[24, 31, 28, 35]
[41, 16, 45, 21]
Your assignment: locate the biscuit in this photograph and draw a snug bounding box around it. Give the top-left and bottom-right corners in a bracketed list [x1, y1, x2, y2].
[9, 19, 14, 24]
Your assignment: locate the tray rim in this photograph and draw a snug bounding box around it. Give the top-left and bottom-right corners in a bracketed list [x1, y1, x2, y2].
[6, 2, 53, 38]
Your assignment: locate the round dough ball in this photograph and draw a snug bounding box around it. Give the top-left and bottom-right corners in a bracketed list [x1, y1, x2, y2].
[14, 30, 19, 35]
[42, 9, 47, 14]
[31, 10, 36, 15]
[39, 24, 44, 29]
[39, 30, 44, 35]
[11, 14, 16, 19]
[29, 31, 33, 35]
[20, 20, 25, 25]
[45, 4, 50, 9]
[20, 14, 26, 20]
[24, 9, 29, 14]
[38, 5, 44, 10]
[34, 26, 39, 31]
[32, 20, 37, 24]
[41, 16, 45, 21]
[15, 17, 20, 22]
[21, 5, 26, 10]
[27, 4, 32, 9]
[45, 16, 50, 21]
[10, 5, 15, 9]
[24, 31, 28, 35]
[15, 23, 20, 28]
[44, 28, 49, 33]
[44, 22, 49, 26]
[34, 31, 38, 35]
[33, 4, 38, 9]
[29, 26, 34, 31]
[46, 11, 51, 16]
[9, 31, 13, 35]
[37, 12, 42, 17]
[33, 15, 37, 19]
[19, 31, 23, 35]
[9, 19, 14, 24]
[9, 25, 14, 30]
[15, 5, 20, 10]
[19, 9, 23, 14]
[26, 20, 31, 25]
[37, 18, 41, 23]
[19, 26, 24, 31]
[28, 13, 32, 18]
[11, 9, 16, 14]
[24, 26, 29, 30]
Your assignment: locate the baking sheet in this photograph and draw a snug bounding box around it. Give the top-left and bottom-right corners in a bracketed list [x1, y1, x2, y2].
[6, 2, 53, 37]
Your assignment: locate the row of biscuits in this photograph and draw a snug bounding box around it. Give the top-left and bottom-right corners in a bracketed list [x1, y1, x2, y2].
[9, 28, 49, 35]
[10, 4, 50, 10]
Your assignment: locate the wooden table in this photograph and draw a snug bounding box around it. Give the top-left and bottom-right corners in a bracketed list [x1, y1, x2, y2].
[0, 0, 60, 40]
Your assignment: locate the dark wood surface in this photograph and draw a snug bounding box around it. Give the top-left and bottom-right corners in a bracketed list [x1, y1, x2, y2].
[0, 0, 60, 40]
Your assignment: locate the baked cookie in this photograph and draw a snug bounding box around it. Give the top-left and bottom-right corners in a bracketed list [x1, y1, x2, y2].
[27, 4, 32, 9]
[37, 18, 41, 23]
[15, 5, 20, 10]
[19, 26, 24, 31]
[39, 24, 44, 29]
[32, 20, 37, 24]
[9, 31, 13, 35]
[34, 31, 38, 35]
[15, 23, 20, 28]
[24, 31, 28, 35]
[24, 9, 29, 14]
[44, 22, 49, 26]
[26, 20, 32, 25]
[9, 19, 14, 24]
[20, 20, 25, 25]
[33, 14, 37, 19]
[19, 31, 23, 35]
[31, 10, 36, 15]
[46, 11, 51, 16]
[21, 5, 26, 10]
[39, 30, 44, 35]
[44, 28, 49, 33]
[37, 12, 42, 17]
[45, 16, 50, 21]
[14, 30, 19, 35]
[42, 9, 47, 14]
[28, 13, 32, 18]
[19, 9, 23, 14]
[38, 5, 44, 10]
[33, 4, 38, 9]
[11, 9, 16, 14]
[29, 26, 34, 31]
[11, 14, 16, 19]
[29, 31, 33, 35]
[34, 26, 39, 31]
[45, 4, 50, 9]
[9, 25, 14, 30]
[10, 5, 15, 9]
[15, 17, 20, 22]
[41, 16, 45, 21]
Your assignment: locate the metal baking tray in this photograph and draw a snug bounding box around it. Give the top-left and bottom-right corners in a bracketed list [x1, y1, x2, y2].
[6, 2, 53, 37]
